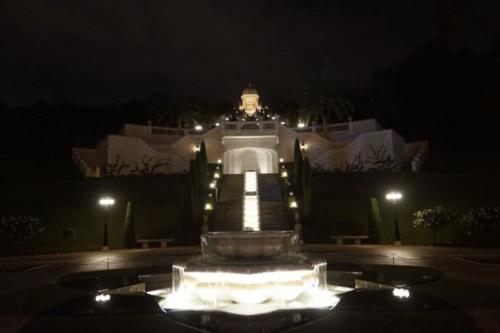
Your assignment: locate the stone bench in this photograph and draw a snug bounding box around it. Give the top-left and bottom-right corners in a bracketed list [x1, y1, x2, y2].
[329, 235, 368, 245]
[137, 238, 174, 249]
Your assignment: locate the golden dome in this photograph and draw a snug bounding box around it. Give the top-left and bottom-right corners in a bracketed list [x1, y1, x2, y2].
[242, 85, 258, 97]
[239, 84, 261, 116]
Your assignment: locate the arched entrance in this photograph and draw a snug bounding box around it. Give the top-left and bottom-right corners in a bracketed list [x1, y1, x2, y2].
[223, 147, 278, 174]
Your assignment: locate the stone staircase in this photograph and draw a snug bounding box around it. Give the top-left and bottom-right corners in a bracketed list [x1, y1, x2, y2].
[213, 175, 243, 231]
[213, 173, 292, 231]
[258, 174, 292, 230]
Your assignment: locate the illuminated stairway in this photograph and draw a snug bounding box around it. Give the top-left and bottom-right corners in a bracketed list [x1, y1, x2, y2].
[242, 170, 260, 231]
[213, 172, 290, 231]
[213, 175, 243, 231]
[259, 174, 292, 230]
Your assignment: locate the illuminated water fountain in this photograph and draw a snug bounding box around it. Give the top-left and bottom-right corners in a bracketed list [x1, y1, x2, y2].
[157, 231, 348, 316]
[155, 171, 350, 317]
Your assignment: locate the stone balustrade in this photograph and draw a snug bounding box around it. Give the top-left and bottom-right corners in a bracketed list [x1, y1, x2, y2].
[221, 119, 280, 136]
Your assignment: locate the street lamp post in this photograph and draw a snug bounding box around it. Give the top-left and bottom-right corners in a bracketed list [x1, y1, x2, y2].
[99, 196, 115, 251]
[288, 193, 302, 241]
[203, 200, 213, 234]
[209, 181, 218, 202]
[385, 191, 402, 245]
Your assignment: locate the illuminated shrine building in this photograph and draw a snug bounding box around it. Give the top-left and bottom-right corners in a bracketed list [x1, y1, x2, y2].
[239, 85, 262, 116]
[72, 85, 429, 177]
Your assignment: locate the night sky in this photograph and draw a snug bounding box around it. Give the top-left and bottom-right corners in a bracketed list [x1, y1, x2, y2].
[1, 0, 498, 104]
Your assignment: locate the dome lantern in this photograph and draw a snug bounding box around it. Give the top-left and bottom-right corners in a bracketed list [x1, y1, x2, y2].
[239, 83, 262, 116]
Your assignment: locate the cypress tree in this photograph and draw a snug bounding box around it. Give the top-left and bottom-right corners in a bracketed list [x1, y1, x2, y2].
[184, 160, 201, 244]
[200, 141, 208, 179]
[293, 138, 303, 196]
[368, 197, 382, 244]
[302, 157, 312, 224]
[189, 148, 211, 237]
[188, 159, 200, 222]
[123, 201, 136, 249]
[194, 151, 201, 193]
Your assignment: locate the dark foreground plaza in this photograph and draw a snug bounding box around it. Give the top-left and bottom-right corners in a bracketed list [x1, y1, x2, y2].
[2, 244, 500, 333]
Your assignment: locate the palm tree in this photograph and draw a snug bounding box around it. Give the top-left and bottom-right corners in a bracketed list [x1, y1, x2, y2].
[273, 97, 300, 126]
[147, 94, 202, 128]
[203, 99, 234, 124]
[298, 69, 355, 132]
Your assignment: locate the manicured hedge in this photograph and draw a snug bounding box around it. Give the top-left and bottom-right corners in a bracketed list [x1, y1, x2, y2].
[2, 170, 500, 254]
[0, 175, 186, 255]
[310, 172, 500, 246]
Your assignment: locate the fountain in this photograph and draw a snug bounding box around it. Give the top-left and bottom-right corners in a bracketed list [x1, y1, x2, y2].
[156, 230, 347, 316]
[154, 171, 350, 317]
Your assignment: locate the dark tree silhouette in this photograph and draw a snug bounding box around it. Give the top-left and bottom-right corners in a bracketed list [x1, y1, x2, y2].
[130, 155, 171, 175]
[102, 154, 130, 176]
[298, 68, 355, 132]
[334, 154, 363, 173]
[147, 94, 202, 128]
[365, 145, 396, 172]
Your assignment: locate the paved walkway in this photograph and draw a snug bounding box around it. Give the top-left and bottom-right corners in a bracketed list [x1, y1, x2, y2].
[1, 244, 500, 294]
[1, 244, 500, 332]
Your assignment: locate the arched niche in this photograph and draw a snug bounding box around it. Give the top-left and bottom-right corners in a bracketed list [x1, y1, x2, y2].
[223, 147, 278, 174]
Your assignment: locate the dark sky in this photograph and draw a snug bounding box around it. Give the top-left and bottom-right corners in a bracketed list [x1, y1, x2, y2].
[0, 0, 498, 105]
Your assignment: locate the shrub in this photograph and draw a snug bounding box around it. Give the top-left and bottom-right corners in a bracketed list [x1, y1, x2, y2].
[0, 216, 44, 243]
[460, 207, 500, 246]
[412, 206, 455, 245]
[61, 228, 76, 238]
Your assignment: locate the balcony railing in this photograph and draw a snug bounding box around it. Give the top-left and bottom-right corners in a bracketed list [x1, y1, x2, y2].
[222, 120, 279, 135]
[150, 127, 187, 136]
[124, 117, 360, 139]
[292, 122, 350, 133]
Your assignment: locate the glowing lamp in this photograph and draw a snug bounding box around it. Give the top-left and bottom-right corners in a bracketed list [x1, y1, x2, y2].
[195, 125, 203, 131]
[98, 196, 115, 207]
[386, 190, 403, 245]
[297, 122, 305, 128]
[214, 172, 220, 179]
[280, 121, 286, 125]
[215, 122, 220, 127]
[205, 203, 213, 211]
[385, 191, 403, 202]
[95, 293, 111, 303]
[289, 200, 298, 209]
[281, 171, 288, 178]
[279, 158, 284, 163]
[209, 181, 216, 189]
[217, 159, 222, 164]
[392, 287, 410, 299]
